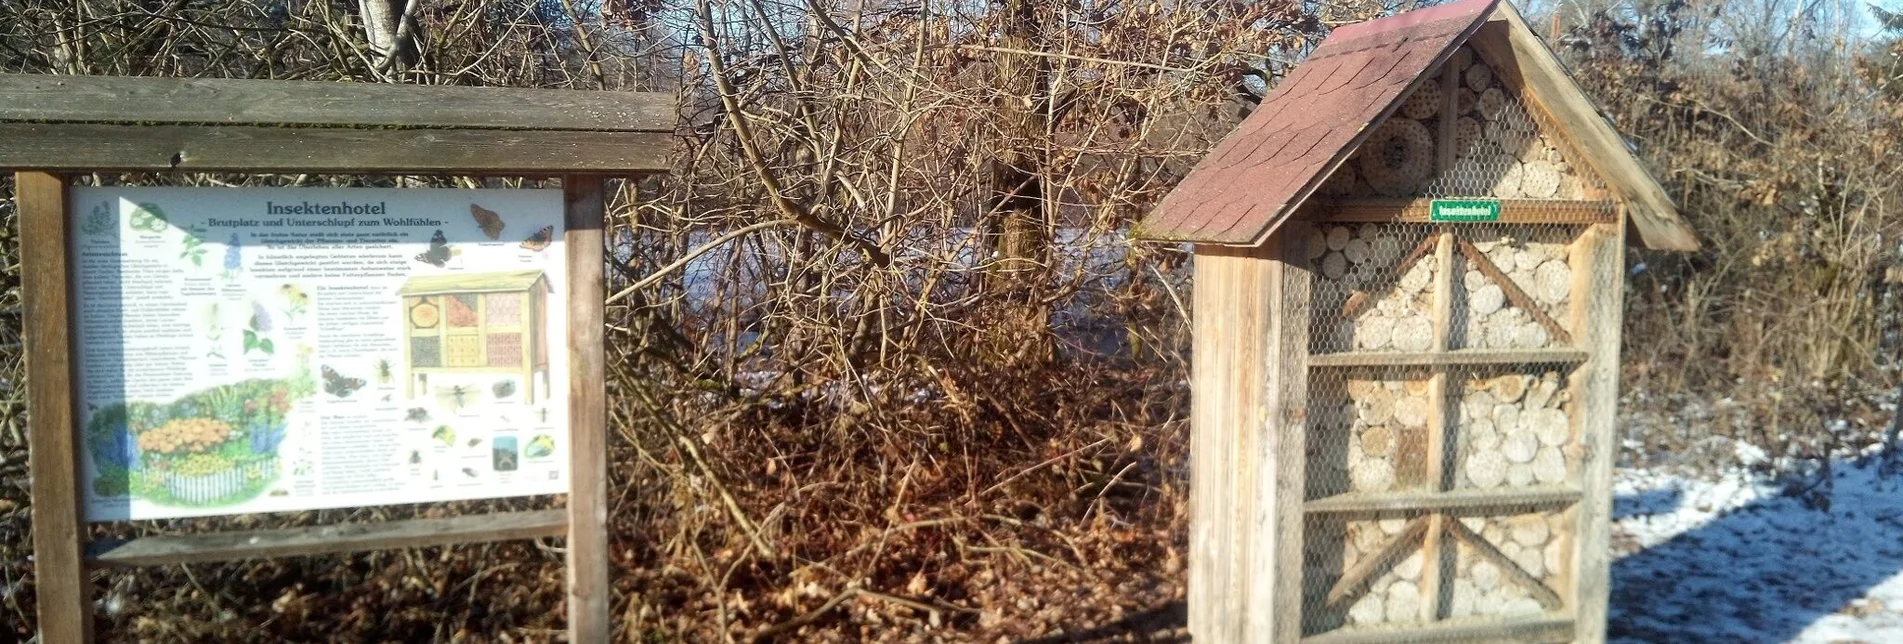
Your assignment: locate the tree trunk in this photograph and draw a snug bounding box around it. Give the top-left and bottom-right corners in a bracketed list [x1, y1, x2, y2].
[359, 0, 417, 74]
[985, 0, 1053, 364]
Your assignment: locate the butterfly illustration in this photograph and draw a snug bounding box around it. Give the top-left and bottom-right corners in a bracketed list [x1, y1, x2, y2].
[415, 229, 451, 267]
[321, 365, 367, 398]
[471, 204, 505, 240]
[521, 225, 554, 252]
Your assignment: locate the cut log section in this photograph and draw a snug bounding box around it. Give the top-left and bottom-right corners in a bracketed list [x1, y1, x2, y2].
[1531, 407, 1569, 445]
[1470, 283, 1504, 315]
[1509, 516, 1550, 547]
[1322, 252, 1349, 280]
[1393, 394, 1430, 428]
[1520, 160, 1560, 198]
[1503, 429, 1539, 463]
[1392, 315, 1434, 353]
[1492, 161, 1524, 199]
[1344, 237, 1371, 265]
[1534, 260, 1572, 304]
[1492, 375, 1529, 403]
[1386, 580, 1423, 622]
[1307, 227, 1330, 260]
[1352, 457, 1396, 492]
[1361, 425, 1396, 458]
[1476, 86, 1505, 116]
[1327, 225, 1353, 250]
[1507, 463, 1535, 487]
[1533, 446, 1567, 484]
[1467, 451, 1506, 488]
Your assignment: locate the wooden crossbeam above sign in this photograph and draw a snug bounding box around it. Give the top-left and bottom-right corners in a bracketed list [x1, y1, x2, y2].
[0, 74, 676, 174]
[0, 123, 673, 174]
[0, 74, 674, 132]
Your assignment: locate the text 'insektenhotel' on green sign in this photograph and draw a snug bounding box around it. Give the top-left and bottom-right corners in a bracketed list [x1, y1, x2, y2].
[1428, 199, 1501, 222]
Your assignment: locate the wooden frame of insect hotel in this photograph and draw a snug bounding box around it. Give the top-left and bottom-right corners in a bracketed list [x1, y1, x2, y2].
[401, 270, 553, 405]
[1135, 1, 1698, 642]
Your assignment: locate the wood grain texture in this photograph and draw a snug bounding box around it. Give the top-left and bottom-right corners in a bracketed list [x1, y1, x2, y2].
[0, 123, 672, 174]
[1189, 244, 1261, 642]
[1325, 517, 1427, 609]
[1299, 616, 1574, 644]
[1190, 233, 1310, 643]
[1307, 349, 1586, 368]
[1569, 222, 1624, 643]
[1303, 486, 1581, 514]
[1468, 6, 1698, 251]
[1311, 199, 1617, 224]
[1249, 225, 1312, 643]
[92, 510, 567, 568]
[0, 74, 675, 132]
[1418, 232, 1456, 622]
[563, 175, 612, 643]
[19, 171, 93, 643]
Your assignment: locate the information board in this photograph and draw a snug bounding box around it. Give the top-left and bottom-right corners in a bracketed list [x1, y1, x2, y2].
[71, 187, 571, 521]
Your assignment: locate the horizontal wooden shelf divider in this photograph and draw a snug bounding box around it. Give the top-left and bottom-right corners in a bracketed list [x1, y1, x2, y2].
[89, 509, 566, 568]
[1303, 486, 1582, 514]
[1307, 349, 1588, 368]
[0, 74, 674, 132]
[1300, 616, 1575, 644]
[1312, 198, 1618, 224]
[0, 123, 673, 174]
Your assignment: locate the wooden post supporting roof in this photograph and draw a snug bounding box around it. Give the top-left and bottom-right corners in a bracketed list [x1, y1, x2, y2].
[2, 72, 675, 643]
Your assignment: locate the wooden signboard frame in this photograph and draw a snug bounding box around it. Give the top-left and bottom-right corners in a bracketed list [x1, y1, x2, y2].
[0, 73, 674, 643]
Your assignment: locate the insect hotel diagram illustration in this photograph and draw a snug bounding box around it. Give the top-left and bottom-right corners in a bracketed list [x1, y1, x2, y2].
[1137, 1, 1697, 642]
[400, 270, 553, 406]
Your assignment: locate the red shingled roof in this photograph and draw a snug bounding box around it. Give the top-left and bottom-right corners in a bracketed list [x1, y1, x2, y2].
[1137, 0, 1498, 244]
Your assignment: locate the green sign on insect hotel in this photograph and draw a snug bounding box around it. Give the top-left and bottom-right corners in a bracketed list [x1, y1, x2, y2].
[1429, 199, 1501, 222]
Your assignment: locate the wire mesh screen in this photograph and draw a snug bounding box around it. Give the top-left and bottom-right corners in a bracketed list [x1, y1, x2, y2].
[1297, 217, 1609, 638]
[1317, 45, 1609, 201]
[1307, 223, 1437, 355]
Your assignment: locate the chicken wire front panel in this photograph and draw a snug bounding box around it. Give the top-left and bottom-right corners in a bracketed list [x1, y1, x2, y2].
[1318, 45, 1608, 203]
[1296, 218, 1610, 640]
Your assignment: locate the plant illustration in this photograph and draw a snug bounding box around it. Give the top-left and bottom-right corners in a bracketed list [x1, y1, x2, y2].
[128, 202, 169, 233]
[279, 284, 309, 322]
[242, 301, 275, 356]
[81, 201, 115, 237]
[222, 232, 243, 279]
[83, 365, 317, 507]
[179, 225, 209, 268]
[203, 302, 225, 360]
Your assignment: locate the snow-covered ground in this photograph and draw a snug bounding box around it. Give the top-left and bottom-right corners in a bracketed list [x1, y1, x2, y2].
[1610, 455, 1903, 643]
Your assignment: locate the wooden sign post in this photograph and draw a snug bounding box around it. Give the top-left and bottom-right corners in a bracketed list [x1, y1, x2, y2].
[1, 74, 673, 642]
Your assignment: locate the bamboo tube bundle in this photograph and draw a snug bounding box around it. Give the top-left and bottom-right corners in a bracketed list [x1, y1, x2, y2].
[1400, 81, 1443, 120]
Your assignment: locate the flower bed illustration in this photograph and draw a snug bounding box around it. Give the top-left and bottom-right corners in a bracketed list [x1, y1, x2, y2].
[87, 371, 314, 508]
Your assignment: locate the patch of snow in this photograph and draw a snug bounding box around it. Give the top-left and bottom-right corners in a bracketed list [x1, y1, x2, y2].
[1610, 458, 1903, 643]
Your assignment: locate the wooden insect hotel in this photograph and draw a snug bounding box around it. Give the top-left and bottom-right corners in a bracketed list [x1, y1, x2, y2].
[1136, 1, 1697, 642]
[400, 270, 552, 404]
